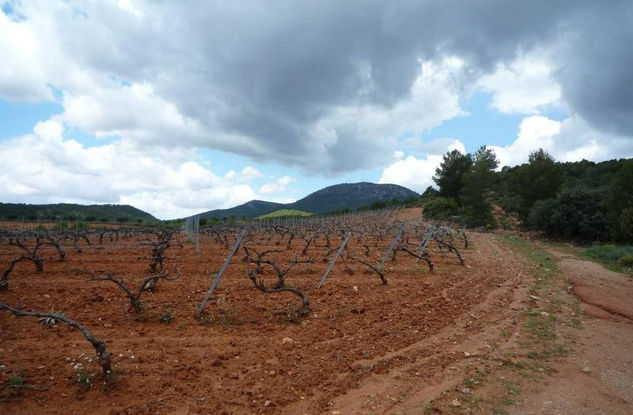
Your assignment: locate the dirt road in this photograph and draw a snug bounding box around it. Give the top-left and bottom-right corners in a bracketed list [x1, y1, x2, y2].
[510, 249, 633, 415]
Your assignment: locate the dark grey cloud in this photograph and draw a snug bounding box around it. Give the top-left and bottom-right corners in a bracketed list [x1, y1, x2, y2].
[553, 2, 633, 136]
[6, 0, 633, 172]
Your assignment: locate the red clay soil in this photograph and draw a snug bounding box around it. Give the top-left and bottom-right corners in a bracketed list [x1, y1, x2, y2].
[2, 211, 623, 414]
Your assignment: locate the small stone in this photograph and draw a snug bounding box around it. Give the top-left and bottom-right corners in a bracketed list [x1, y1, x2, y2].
[352, 286, 358, 292]
[331, 411, 341, 414]
[530, 295, 539, 300]
[264, 400, 271, 407]
[451, 398, 461, 407]
[282, 337, 294, 344]
[582, 367, 591, 373]
[49, 376, 54, 380]
[463, 352, 471, 357]
[540, 311, 550, 317]
[351, 306, 365, 314]
[462, 388, 471, 395]
[43, 294, 50, 298]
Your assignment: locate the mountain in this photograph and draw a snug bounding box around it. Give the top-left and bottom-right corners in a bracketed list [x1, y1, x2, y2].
[198, 200, 285, 220]
[0, 203, 157, 223]
[287, 182, 419, 214]
[194, 182, 419, 220]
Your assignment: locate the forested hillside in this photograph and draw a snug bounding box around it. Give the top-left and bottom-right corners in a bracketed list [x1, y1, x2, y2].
[422, 148, 633, 243]
[0, 203, 157, 223]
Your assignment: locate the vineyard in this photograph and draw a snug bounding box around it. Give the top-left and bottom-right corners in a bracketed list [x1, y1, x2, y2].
[0, 208, 528, 414]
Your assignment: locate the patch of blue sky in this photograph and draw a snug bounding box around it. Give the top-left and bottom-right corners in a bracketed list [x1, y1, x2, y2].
[1, 0, 25, 22]
[0, 99, 63, 139]
[0, 98, 118, 148]
[540, 104, 568, 122]
[64, 126, 119, 148]
[419, 92, 524, 152]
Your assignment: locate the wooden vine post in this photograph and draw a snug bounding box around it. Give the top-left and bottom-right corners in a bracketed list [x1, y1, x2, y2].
[318, 231, 351, 288]
[196, 229, 247, 316]
[378, 224, 405, 271]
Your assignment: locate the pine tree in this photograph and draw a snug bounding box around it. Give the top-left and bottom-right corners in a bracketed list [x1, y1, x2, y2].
[432, 150, 473, 201]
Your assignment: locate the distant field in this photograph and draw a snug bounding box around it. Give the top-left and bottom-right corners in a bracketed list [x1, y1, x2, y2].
[256, 209, 313, 219]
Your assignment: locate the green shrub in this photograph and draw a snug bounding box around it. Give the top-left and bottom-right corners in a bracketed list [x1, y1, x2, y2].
[618, 207, 633, 243]
[459, 205, 497, 228]
[423, 197, 459, 220]
[528, 187, 610, 242]
[618, 255, 633, 267]
[527, 199, 559, 233]
[583, 244, 633, 274]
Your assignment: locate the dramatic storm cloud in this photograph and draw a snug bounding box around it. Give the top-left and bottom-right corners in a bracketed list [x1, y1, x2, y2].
[1, 0, 632, 217]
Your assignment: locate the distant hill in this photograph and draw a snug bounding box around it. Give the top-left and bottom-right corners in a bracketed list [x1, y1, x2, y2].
[198, 200, 285, 220]
[287, 182, 419, 214]
[0, 203, 157, 223]
[193, 182, 419, 220]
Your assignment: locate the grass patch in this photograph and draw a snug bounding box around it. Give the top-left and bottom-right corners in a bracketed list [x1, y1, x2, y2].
[256, 209, 313, 219]
[499, 235, 558, 289]
[525, 312, 556, 342]
[499, 235, 568, 360]
[581, 244, 633, 275]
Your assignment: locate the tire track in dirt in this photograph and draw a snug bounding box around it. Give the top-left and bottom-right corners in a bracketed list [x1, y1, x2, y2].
[279, 233, 533, 414]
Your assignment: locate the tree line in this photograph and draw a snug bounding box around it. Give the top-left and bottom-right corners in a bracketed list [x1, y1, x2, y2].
[422, 147, 633, 243]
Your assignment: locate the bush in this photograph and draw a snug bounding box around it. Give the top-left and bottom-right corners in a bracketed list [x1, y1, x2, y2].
[619, 255, 633, 267]
[459, 205, 497, 228]
[618, 207, 633, 243]
[528, 187, 610, 242]
[422, 197, 459, 220]
[527, 199, 559, 233]
[369, 200, 387, 210]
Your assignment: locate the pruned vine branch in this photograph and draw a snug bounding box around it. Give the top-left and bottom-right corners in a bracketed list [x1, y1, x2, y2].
[0, 303, 113, 378]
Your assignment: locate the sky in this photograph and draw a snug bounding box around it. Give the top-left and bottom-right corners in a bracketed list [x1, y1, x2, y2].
[1, 0, 632, 219]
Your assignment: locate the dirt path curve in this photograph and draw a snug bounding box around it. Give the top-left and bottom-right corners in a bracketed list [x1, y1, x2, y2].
[512, 249, 633, 415]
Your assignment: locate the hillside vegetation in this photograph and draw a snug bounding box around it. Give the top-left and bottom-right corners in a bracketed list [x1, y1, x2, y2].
[194, 182, 419, 220]
[0, 203, 157, 223]
[423, 148, 633, 245]
[256, 209, 313, 219]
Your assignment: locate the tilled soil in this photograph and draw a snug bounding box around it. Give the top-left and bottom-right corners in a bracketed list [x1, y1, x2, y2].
[0, 216, 579, 414]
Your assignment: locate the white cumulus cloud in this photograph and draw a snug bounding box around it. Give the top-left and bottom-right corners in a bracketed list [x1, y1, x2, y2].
[259, 176, 295, 195]
[0, 120, 270, 219]
[477, 52, 561, 114]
